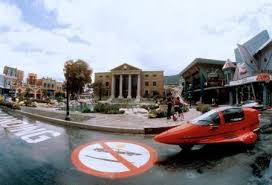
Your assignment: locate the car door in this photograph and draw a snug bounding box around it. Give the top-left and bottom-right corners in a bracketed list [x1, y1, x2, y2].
[191, 111, 225, 141]
[221, 108, 246, 138]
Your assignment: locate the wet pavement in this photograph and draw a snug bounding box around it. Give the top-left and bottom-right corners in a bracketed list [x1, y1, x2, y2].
[0, 108, 271, 185]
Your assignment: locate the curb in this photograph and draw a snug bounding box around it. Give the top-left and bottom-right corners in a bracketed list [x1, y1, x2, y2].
[15, 110, 146, 134]
[1, 107, 177, 135]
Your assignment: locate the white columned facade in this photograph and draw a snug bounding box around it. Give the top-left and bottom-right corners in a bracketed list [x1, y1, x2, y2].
[127, 74, 132, 99]
[118, 74, 123, 98]
[111, 75, 115, 99]
[136, 74, 141, 101]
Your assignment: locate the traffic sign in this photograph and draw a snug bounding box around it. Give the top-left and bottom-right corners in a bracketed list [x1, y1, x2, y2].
[71, 140, 158, 179]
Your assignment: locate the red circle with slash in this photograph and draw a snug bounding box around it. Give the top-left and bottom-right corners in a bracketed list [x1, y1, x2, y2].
[71, 140, 158, 179]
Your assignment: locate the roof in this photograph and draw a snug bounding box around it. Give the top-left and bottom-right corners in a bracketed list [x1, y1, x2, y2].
[180, 58, 226, 76]
[222, 59, 236, 70]
[110, 63, 141, 71]
[235, 30, 270, 63]
[254, 38, 272, 56]
[164, 75, 180, 85]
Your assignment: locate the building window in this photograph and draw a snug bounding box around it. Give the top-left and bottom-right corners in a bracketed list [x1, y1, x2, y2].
[99, 75, 103, 78]
[105, 82, 109, 86]
[145, 74, 149, 77]
[153, 74, 157, 77]
[106, 75, 109, 78]
[44, 83, 46, 88]
[153, 81, 157, 86]
[145, 90, 149, 96]
[145, 81, 149, 86]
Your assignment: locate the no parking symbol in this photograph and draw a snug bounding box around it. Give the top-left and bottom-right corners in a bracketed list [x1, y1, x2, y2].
[71, 140, 158, 179]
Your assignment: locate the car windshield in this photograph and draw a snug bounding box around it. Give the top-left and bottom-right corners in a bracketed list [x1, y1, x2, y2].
[191, 110, 219, 125]
[243, 100, 256, 105]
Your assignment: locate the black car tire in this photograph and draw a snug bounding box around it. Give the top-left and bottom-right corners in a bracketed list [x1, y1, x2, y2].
[179, 144, 194, 151]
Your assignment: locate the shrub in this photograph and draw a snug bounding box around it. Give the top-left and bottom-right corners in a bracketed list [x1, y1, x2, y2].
[24, 99, 36, 107]
[148, 109, 167, 118]
[32, 99, 50, 104]
[93, 103, 124, 114]
[0, 96, 3, 104]
[82, 107, 91, 113]
[141, 104, 159, 111]
[181, 105, 189, 113]
[0, 101, 21, 110]
[196, 104, 211, 114]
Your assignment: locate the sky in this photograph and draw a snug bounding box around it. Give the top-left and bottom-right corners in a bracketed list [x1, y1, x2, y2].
[0, 0, 272, 82]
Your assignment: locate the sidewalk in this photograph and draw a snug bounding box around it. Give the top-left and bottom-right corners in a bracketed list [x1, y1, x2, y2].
[17, 107, 201, 134]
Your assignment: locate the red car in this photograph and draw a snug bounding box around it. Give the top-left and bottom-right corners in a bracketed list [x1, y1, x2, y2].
[154, 107, 260, 151]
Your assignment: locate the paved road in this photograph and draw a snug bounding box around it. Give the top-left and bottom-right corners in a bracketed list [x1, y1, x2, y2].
[0, 109, 271, 185]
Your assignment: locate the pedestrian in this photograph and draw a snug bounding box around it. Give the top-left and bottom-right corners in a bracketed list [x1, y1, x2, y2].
[174, 97, 184, 120]
[166, 93, 173, 119]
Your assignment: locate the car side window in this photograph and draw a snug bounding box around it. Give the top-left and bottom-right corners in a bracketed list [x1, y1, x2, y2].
[222, 108, 244, 123]
[210, 112, 221, 125]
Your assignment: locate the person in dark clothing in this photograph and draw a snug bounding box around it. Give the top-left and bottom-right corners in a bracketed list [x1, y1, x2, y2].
[167, 94, 173, 119]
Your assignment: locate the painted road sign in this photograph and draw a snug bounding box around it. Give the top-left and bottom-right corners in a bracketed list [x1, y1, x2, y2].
[71, 140, 158, 179]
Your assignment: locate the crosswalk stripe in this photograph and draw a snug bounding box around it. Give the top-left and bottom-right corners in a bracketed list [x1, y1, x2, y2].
[15, 128, 47, 137]
[8, 125, 38, 133]
[0, 116, 14, 119]
[4, 123, 30, 129]
[0, 119, 19, 124]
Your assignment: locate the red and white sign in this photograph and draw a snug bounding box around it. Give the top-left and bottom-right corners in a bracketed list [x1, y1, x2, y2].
[71, 140, 158, 179]
[229, 73, 272, 86]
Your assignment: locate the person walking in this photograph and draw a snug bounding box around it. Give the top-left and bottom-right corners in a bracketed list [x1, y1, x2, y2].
[174, 96, 184, 120]
[166, 94, 173, 119]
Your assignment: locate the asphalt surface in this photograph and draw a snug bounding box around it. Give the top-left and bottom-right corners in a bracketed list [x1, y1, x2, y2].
[0, 108, 271, 185]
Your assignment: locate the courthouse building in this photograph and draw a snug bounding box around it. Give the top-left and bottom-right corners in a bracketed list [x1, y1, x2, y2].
[94, 63, 164, 101]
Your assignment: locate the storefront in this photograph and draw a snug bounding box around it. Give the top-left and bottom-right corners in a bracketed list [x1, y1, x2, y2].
[227, 73, 272, 106]
[180, 58, 228, 104]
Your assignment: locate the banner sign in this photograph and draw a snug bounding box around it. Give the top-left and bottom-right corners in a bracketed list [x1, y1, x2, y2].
[229, 73, 272, 86]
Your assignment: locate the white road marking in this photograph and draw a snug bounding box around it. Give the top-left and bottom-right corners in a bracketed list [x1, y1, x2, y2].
[8, 124, 36, 132]
[0, 118, 19, 124]
[15, 128, 47, 137]
[0, 111, 61, 144]
[21, 130, 61, 143]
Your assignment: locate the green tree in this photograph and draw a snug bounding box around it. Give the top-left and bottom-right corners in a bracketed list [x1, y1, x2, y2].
[92, 81, 105, 100]
[55, 92, 65, 102]
[24, 88, 31, 99]
[63, 59, 92, 98]
[42, 89, 48, 99]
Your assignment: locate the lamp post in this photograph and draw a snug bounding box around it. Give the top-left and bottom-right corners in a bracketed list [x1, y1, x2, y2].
[65, 82, 70, 121]
[65, 61, 72, 121]
[188, 84, 192, 108]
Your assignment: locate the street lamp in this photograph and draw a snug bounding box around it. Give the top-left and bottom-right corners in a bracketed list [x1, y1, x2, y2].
[64, 61, 72, 121]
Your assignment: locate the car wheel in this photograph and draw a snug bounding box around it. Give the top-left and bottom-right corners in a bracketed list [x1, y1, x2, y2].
[179, 144, 194, 151]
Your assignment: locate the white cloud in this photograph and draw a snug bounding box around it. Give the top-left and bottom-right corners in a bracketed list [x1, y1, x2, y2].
[1, 0, 272, 82]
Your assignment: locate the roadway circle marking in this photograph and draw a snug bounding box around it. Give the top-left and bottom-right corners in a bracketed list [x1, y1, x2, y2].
[71, 140, 158, 179]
